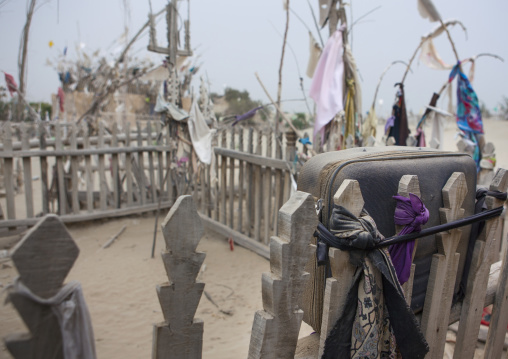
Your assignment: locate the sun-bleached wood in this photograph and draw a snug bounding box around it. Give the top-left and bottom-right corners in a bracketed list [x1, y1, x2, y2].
[319, 180, 364, 357]
[153, 195, 205, 359]
[420, 172, 467, 358]
[4, 215, 80, 358]
[21, 125, 33, 218]
[248, 191, 317, 359]
[455, 168, 508, 359]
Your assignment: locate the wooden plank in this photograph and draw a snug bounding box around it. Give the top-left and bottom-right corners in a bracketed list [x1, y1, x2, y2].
[283, 170, 291, 204]
[263, 167, 272, 245]
[454, 169, 508, 359]
[137, 121, 147, 205]
[0, 145, 173, 158]
[248, 191, 318, 359]
[254, 165, 262, 242]
[200, 165, 206, 214]
[38, 123, 49, 215]
[83, 123, 94, 212]
[220, 133, 227, 224]
[69, 124, 80, 213]
[229, 128, 235, 228]
[124, 123, 134, 206]
[146, 121, 157, 203]
[153, 195, 205, 359]
[247, 128, 254, 237]
[165, 123, 173, 203]
[98, 122, 108, 211]
[55, 123, 67, 215]
[237, 128, 244, 233]
[319, 180, 363, 357]
[485, 231, 508, 358]
[111, 123, 120, 208]
[421, 172, 467, 359]
[0, 201, 175, 228]
[3, 126, 16, 219]
[21, 125, 33, 218]
[273, 169, 282, 236]
[156, 121, 165, 203]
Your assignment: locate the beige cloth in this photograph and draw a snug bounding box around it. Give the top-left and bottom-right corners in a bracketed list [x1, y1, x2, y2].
[362, 106, 378, 140]
[306, 31, 322, 78]
[419, 38, 453, 70]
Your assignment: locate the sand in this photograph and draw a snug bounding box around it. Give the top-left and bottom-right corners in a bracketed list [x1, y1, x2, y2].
[0, 117, 507, 358]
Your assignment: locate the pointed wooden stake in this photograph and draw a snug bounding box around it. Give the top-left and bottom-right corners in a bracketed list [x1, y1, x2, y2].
[153, 195, 206, 359]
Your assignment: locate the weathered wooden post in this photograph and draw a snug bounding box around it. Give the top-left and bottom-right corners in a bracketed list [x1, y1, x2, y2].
[248, 191, 318, 359]
[454, 168, 508, 359]
[4, 214, 95, 358]
[420, 172, 467, 358]
[153, 195, 206, 359]
[319, 180, 363, 357]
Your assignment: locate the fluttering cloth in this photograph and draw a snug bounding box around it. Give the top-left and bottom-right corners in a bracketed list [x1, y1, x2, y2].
[389, 193, 429, 285]
[309, 26, 346, 138]
[188, 98, 213, 165]
[7, 279, 97, 359]
[448, 62, 483, 135]
[449, 62, 483, 169]
[317, 206, 429, 359]
[388, 83, 409, 146]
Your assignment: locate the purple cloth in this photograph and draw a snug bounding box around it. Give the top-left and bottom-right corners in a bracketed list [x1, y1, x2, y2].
[384, 115, 395, 134]
[232, 106, 263, 126]
[389, 193, 429, 284]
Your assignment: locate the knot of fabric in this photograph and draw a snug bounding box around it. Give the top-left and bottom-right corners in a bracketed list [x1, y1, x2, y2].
[346, 78, 355, 93]
[389, 193, 429, 285]
[321, 204, 429, 359]
[329, 205, 382, 250]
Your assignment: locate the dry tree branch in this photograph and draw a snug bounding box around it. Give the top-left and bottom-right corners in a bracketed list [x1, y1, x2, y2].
[401, 20, 467, 84]
[276, 0, 291, 138]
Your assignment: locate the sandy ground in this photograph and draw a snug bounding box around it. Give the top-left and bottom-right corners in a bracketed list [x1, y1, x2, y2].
[0, 117, 507, 358]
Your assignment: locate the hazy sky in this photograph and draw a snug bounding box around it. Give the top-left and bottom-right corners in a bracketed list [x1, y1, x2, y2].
[1, 0, 507, 118]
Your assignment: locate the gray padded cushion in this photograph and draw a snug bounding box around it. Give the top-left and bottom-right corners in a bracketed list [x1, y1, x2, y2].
[297, 147, 476, 311]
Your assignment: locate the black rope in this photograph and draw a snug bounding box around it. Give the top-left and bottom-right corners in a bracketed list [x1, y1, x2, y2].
[315, 206, 504, 251]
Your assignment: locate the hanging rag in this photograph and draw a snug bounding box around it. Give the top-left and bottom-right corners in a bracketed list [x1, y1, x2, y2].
[361, 106, 377, 140]
[316, 206, 429, 359]
[309, 26, 346, 138]
[419, 38, 453, 70]
[344, 79, 356, 140]
[154, 81, 189, 121]
[449, 62, 483, 135]
[448, 62, 483, 170]
[57, 87, 65, 113]
[306, 31, 322, 78]
[344, 43, 362, 123]
[6, 279, 97, 359]
[3, 72, 18, 96]
[188, 98, 213, 165]
[388, 193, 429, 285]
[232, 106, 263, 126]
[388, 84, 409, 146]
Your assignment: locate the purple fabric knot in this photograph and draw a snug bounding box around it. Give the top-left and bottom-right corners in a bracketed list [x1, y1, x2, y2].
[389, 193, 429, 285]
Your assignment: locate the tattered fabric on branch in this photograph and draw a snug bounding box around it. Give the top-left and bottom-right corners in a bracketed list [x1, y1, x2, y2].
[309, 26, 346, 138]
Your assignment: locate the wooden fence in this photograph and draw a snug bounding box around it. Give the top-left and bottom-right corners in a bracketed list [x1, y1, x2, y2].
[4, 169, 507, 358]
[0, 121, 296, 253]
[0, 120, 177, 231]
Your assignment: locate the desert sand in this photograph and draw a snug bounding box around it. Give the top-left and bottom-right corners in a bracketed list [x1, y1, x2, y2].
[0, 117, 507, 358]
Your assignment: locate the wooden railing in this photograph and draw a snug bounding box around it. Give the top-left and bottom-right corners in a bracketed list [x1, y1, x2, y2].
[0, 120, 177, 231]
[0, 122, 296, 255]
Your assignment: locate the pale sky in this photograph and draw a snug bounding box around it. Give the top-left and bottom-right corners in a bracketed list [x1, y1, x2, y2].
[1, 0, 507, 118]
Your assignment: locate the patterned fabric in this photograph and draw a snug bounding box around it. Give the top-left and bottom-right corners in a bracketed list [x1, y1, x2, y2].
[351, 256, 397, 358]
[448, 62, 483, 135]
[320, 206, 429, 359]
[344, 78, 356, 140]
